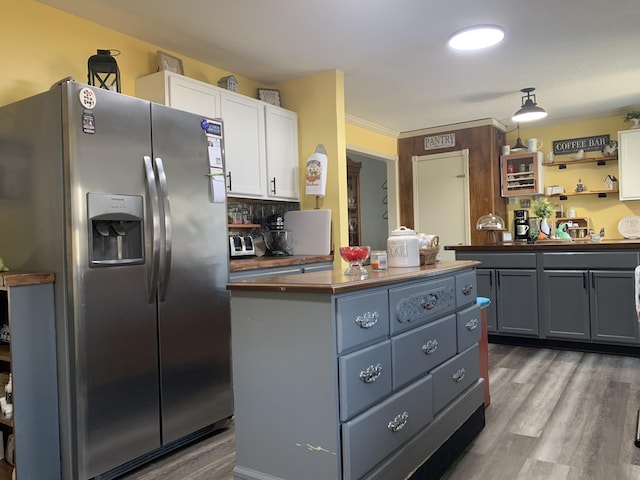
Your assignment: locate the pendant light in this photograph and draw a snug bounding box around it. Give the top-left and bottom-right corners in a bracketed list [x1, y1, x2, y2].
[511, 124, 527, 151]
[512, 87, 547, 123]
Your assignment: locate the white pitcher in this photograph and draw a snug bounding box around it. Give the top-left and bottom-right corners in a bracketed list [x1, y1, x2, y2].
[526, 138, 543, 152]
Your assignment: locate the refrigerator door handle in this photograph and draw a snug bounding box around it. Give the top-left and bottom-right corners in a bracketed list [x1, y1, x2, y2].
[143, 156, 161, 303]
[155, 157, 172, 302]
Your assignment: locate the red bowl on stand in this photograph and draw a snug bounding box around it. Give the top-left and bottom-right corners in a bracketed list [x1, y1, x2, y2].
[339, 246, 371, 276]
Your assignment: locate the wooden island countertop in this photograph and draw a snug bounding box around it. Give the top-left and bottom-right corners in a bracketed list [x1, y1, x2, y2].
[227, 259, 479, 294]
[445, 239, 640, 252]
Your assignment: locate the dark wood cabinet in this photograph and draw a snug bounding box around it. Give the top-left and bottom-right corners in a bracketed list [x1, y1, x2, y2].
[346, 157, 362, 246]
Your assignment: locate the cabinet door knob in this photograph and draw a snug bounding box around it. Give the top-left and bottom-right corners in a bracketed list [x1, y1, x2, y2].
[465, 318, 479, 331]
[462, 284, 474, 295]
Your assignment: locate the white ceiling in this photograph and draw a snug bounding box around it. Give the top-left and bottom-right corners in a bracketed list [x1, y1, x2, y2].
[37, 0, 640, 134]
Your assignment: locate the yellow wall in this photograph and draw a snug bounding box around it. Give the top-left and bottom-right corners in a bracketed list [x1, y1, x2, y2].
[345, 123, 397, 157]
[505, 116, 640, 239]
[3, 1, 399, 259]
[2, 1, 264, 105]
[276, 70, 349, 268]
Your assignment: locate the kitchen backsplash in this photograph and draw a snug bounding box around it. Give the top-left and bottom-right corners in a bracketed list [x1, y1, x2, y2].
[227, 198, 299, 227]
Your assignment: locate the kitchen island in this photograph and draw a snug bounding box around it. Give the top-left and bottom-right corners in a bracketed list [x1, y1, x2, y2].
[227, 261, 484, 480]
[446, 240, 640, 352]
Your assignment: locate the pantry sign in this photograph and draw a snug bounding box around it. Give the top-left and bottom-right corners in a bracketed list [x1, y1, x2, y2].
[552, 134, 610, 155]
[424, 133, 455, 151]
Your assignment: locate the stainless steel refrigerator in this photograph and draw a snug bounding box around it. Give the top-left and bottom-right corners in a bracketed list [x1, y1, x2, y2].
[0, 81, 233, 479]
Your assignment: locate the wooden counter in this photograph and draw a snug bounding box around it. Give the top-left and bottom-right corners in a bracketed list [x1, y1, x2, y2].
[445, 239, 640, 252]
[0, 272, 54, 287]
[227, 260, 480, 294]
[229, 254, 333, 272]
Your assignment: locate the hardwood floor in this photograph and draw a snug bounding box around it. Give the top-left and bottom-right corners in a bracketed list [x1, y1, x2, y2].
[119, 343, 640, 480]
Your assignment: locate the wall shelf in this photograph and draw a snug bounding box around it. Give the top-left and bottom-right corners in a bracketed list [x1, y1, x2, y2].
[227, 224, 261, 230]
[545, 156, 618, 169]
[549, 189, 618, 200]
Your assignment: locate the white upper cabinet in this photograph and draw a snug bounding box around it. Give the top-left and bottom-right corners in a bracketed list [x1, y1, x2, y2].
[220, 91, 266, 198]
[265, 106, 299, 200]
[618, 129, 640, 201]
[136, 71, 299, 201]
[135, 71, 221, 118]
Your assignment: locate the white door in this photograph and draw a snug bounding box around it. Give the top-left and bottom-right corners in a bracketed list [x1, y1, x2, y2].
[413, 150, 470, 261]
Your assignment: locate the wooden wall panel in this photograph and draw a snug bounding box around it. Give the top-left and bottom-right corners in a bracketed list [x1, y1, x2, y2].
[397, 125, 507, 245]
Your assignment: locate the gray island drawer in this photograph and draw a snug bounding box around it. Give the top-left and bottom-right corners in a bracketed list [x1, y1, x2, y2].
[389, 276, 456, 335]
[337, 290, 390, 353]
[456, 303, 482, 352]
[341, 374, 433, 480]
[455, 269, 477, 308]
[339, 340, 392, 421]
[391, 314, 456, 390]
[431, 344, 479, 414]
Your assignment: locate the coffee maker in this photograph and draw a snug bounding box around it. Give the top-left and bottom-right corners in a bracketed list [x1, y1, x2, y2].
[514, 209, 530, 241]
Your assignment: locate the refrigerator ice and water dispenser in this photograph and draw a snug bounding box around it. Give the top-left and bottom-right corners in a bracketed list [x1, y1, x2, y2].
[87, 192, 144, 265]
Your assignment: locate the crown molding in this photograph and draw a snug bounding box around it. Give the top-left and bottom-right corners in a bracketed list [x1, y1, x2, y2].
[398, 118, 508, 138]
[345, 114, 399, 138]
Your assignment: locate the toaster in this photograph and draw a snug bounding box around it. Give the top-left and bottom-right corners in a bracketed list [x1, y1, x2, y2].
[229, 235, 256, 257]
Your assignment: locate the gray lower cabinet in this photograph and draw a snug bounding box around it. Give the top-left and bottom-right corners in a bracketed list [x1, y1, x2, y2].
[591, 270, 638, 344]
[541, 252, 639, 345]
[230, 267, 483, 480]
[542, 270, 590, 340]
[476, 270, 497, 333]
[229, 260, 333, 281]
[0, 276, 60, 480]
[456, 253, 538, 337]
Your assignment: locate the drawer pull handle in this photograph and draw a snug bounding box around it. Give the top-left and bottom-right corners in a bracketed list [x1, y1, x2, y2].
[422, 339, 438, 355]
[359, 363, 383, 383]
[420, 294, 437, 310]
[462, 284, 474, 295]
[355, 311, 379, 329]
[452, 368, 466, 383]
[387, 411, 409, 432]
[465, 318, 479, 331]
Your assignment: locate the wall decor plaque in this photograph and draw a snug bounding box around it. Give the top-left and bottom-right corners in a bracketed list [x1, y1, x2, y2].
[424, 133, 455, 150]
[553, 134, 610, 155]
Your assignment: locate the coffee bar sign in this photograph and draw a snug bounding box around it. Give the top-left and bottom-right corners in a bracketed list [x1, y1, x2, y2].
[552, 134, 610, 155]
[424, 133, 455, 151]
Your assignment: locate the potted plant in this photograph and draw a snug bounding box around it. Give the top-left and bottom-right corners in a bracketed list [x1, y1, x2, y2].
[533, 198, 553, 238]
[624, 110, 640, 129]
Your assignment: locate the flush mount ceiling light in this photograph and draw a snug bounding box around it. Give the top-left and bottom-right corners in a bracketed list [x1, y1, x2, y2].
[512, 87, 548, 122]
[448, 25, 505, 51]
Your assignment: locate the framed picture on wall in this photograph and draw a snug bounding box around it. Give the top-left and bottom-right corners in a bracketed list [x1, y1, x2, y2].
[258, 88, 281, 106]
[157, 51, 184, 74]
